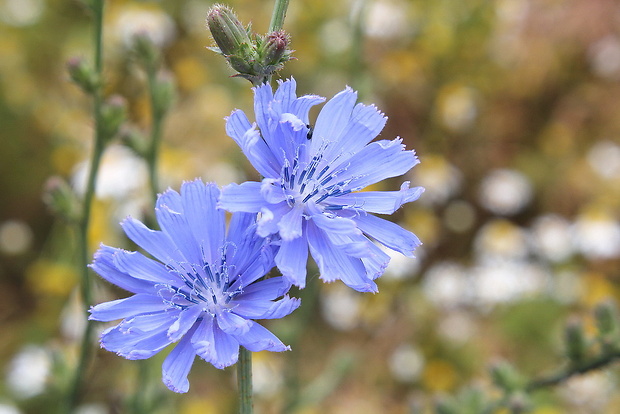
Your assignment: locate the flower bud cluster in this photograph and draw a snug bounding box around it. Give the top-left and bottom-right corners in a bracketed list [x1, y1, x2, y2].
[206, 4, 293, 85]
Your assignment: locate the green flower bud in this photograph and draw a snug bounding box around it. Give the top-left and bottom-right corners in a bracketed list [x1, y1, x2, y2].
[490, 361, 523, 393]
[133, 31, 160, 71]
[565, 318, 588, 364]
[262, 30, 291, 67]
[100, 95, 127, 140]
[206, 4, 251, 57]
[67, 57, 99, 94]
[43, 176, 81, 223]
[119, 125, 148, 158]
[151, 72, 176, 118]
[595, 301, 618, 336]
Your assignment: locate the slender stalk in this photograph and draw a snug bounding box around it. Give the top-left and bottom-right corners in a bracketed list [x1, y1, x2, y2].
[146, 68, 163, 204]
[68, 0, 106, 410]
[526, 351, 620, 391]
[237, 347, 253, 414]
[268, 0, 290, 32]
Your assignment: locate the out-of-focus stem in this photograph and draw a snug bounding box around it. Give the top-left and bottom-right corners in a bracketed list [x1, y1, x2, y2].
[268, 0, 290, 33]
[68, 0, 106, 410]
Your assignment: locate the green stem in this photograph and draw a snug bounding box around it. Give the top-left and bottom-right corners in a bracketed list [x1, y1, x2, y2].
[237, 347, 253, 414]
[268, 0, 290, 32]
[146, 68, 163, 204]
[68, 0, 106, 410]
[526, 351, 620, 391]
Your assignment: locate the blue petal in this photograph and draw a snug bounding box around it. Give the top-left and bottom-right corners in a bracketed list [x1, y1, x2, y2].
[275, 236, 308, 287]
[311, 213, 361, 237]
[236, 277, 291, 301]
[219, 181, 266, 213]
[361, 241, 391, 280]
[322, 103, 387, 162]
[100, 313, 175, 359]
[236, 321, 289, 352]
[162, 328, 197, 393]
[216, 310, 252, 336]
[311, 86, 358, 153]
[253, 81, 275, 138]
[89, 294, 167, 322]
[155, 190, 203, 266]
[180, 180, 225, 264]
[306, 222, 378, 292]
[121, 217, 185, 264]
[167, 305, 203, 342]
[278, 205, 304, 241]
[257, 203, 289, 237]
[330, 139, 419, 190]
[233, 295, 300, 319]
[326, 182, 424, 214]
[226, 111, 280, 177]
[111, 248, 183, 287]
[192, 318, 239, 369]
[90, 246, 155, 294]
[273, 78, 297, 113]
[353, 213, 421, 257]
[290, 95, 325, 125]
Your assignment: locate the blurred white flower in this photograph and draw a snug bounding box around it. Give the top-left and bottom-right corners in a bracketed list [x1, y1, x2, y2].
[320, 284, 362, 330]
[529, 214, 575, 263]
[438, 312, 476, 344]
[474, 219, 529, 261]
[471, 260, 548, 308]
[587, 140, 620, 180]
[588, 36, 620, 80]
[381, 244, 422, 280]
[320, 19, 352, 55]
[252, 357, 283, 397]
[6, 345, 51, 399]
[0, 220, 33, 256]
[561, 371, 614, 411]
[0, 0, 44, 27]
[478, 169, 532, 215]
[440, 86, 478, 132]
[72, 145, 149, 219]
[411, 156, 462, 206]
[75, 404, 108, 414]
[573, 210, 620, 260]
[112, 7, 176, 49]
[388, 343, 425, 383]
[422, 261, 471, 310]
[364, 0, 411, 39]
[0, 404, 21, 414]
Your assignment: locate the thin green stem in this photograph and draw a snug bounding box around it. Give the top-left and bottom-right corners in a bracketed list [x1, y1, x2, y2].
[268, 0, 290, 33]
[237, 347, 253, 414]
[526, 351, 620, 391]
[68, 0, 106, 410]
[146, 68, 163, 205]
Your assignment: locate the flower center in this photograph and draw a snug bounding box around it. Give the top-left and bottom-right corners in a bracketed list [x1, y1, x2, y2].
[280, 151, 353, 211]
[161, 260, 241, 315]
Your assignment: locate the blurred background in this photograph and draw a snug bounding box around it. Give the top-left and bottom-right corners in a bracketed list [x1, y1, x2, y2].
[1, 0, 620, 413]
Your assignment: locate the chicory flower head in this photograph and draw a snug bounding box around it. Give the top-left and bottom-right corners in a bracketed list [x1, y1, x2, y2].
[89, 179, 300, 393]
[219, 78, 423, 292]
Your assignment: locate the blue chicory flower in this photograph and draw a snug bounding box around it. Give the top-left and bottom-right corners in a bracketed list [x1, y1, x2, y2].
[89, 179, 300, 393]
[219, 78, 423, 292]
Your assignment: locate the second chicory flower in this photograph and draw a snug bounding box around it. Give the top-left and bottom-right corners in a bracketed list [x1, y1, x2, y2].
[219, 78, 423, 292]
